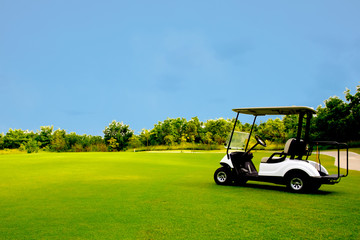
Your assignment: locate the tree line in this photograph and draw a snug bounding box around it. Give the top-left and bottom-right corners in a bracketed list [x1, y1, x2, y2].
[1, 85, 359, 153]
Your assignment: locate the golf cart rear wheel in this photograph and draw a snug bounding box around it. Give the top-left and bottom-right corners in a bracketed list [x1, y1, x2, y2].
[286, 173, 308, 193]
[214, 167, 232, 185]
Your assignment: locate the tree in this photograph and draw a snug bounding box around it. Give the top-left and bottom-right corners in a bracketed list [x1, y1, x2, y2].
[345, 85, 360, 141]
[184, 117, 202, 143]
[164, 135, 175, 145]
[203, 118, 232, 145]
[36, 126, 53, 148]
[4, 129, 28, 149]
[107, 137, 119, 151]
[203, 132, 213, 145]
[0, 133, 4, 149]
[257, 118, 286, 143]
[87, 135, 107, 152]
[311, 85, 360, 143]
[50, 129, 67, 152]
[65, 132, 82, 151]
[103, 121, 133, 151]
[312, 96, 349, 141]
[128, 135, 143, 149]
[283, 115, 298, 140]
[20, 138, 40, 153]
[146, 118, 186, 145]
[139, 129, 150, 147]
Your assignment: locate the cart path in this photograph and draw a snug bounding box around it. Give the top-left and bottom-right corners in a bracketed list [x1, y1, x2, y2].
[321, 151, 360, 171]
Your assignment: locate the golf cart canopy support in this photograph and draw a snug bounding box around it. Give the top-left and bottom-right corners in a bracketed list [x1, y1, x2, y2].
[228, 106, 316, 155]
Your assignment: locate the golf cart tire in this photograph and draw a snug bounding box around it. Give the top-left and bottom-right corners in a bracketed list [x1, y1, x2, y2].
[286, 172, 309, 193]
[214, 167, 232, 185]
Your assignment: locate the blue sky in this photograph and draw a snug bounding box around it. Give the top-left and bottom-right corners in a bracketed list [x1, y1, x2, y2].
[1, 0, 359, 136]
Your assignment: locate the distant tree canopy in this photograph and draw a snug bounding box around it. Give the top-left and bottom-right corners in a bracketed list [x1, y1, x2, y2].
[137, 117, 233, 147]
[312, 85, 360, 143]
[103, 121, 133, 151]
[0, 85, 359, 152]
[0, 127, 107, 153]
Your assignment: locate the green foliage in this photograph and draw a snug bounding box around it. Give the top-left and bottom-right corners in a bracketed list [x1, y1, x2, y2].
[2, 127, 106, 152]
[283, 115, 299, 139]
[4, 129, 28, 149]
[20, 138, 40, 153]
[184, 117, 202, 143]
[139, 129, 151, 149]
[312, 85, 360, 143]
[164, 134, 175, 145]
[148, 118, 187, 145]
[257, 118, 286, 143]
[0, 133, 4, 150]
[204, 118, 232, 145]
[203, 132, 213, 145]
[50, 129, 67, 152]
[138, 117, 233, 147]
[107, 137, 119, 152]
[103, 121, 133, 151]
[345, 85, 360, 141]
[128, 135, 143, 149]
[65, 133, 106, 152]
[35, 126, 53, 148]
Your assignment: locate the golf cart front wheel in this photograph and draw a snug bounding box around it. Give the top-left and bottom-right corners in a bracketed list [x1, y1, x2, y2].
[214, 167, 232, 185]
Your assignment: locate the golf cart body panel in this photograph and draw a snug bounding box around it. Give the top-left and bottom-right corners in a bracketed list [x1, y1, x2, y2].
[307, 160, 329, 175]
[220, 155, 234, 168]
[259, 159, 321, 177]
[214, 106, 349, 193]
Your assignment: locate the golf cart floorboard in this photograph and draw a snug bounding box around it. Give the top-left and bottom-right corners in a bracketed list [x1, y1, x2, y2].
[321, 174, 345, 180]
[245, 175, 284, 185]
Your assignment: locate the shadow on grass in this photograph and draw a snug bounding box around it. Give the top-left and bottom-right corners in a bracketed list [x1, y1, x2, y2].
[175, 180, 334, 195]
[232, 182, 334, 195]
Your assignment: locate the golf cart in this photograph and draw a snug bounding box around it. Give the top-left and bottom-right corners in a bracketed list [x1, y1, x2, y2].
[214, 106, 349, 193]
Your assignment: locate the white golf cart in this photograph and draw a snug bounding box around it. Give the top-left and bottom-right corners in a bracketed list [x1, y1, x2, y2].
[214, 106, 349, 193]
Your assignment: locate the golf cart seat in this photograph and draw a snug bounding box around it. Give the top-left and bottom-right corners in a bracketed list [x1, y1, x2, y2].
[261, 138, 306, 163]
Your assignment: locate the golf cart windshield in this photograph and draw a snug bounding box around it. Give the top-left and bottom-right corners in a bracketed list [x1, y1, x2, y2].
[225, 131, 249, 150]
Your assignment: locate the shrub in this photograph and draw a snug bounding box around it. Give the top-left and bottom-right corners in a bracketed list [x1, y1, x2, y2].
[20, 139, 40, 153]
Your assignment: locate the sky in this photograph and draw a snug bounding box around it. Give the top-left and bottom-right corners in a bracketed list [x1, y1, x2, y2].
[1, 0, 359, 136]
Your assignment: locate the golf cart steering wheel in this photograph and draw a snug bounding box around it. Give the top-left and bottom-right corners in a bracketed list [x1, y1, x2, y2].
[255, 135, 267, 147]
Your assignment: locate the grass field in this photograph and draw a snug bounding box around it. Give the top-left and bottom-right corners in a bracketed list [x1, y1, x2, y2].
[349, 148, 360, 154]
[0, 152, 359, 239]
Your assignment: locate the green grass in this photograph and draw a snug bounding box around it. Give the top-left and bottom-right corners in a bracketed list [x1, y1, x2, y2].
[349, 148, 360, 154]
[0, 152, 359, 239]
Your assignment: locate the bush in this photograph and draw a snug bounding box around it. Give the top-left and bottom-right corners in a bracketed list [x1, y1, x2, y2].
[20, 139, 40, 153]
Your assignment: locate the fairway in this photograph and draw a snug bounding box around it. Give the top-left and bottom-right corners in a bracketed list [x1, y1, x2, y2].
[0, 152, 359, 239]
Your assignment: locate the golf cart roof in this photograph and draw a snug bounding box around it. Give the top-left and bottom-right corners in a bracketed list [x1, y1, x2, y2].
[232, 106, 316, 116]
